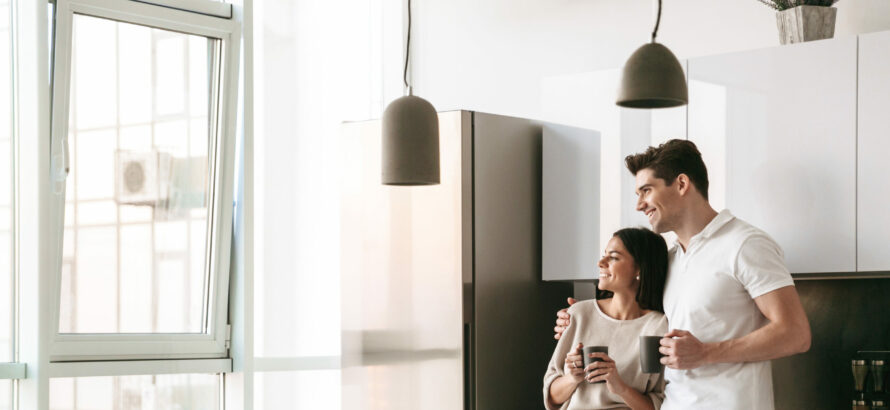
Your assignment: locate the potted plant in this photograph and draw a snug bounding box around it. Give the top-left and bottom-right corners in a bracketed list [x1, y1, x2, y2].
[758, 0, 841, 44]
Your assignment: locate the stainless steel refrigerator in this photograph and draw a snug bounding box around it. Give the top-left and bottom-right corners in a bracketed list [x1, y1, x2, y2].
[340, 111, 575, 409]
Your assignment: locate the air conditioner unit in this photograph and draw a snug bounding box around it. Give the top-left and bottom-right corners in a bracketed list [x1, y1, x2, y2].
[167, 156, 207, 209]
[115, 150, 172, 206]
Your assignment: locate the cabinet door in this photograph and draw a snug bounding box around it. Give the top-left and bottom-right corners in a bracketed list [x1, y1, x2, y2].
[541, 65, 686, 254]
[858, 31, 890, 272]
[688, 37, 857, 274]
[542, 124, 601, 281]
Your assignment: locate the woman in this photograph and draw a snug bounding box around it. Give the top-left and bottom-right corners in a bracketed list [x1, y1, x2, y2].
[543, 227, 669, 410]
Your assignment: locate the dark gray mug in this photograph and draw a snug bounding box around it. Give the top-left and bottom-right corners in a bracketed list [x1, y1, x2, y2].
[639, 335, 664, 373]
[582, 345, 609, 383]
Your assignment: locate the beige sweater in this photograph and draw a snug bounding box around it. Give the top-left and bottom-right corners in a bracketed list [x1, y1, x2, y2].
[543, 299, 668, 410]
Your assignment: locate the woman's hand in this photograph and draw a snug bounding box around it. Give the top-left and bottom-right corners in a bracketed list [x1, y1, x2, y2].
[584, 352, 629, 395]
[563, 343, 586, 383]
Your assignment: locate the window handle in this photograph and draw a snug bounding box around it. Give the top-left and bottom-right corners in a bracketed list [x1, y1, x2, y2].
[52, 135, 69, 195]
[63, 136, 69, 175]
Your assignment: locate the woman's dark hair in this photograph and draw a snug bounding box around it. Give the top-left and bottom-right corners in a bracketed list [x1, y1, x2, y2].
[596, 227, 668, 313]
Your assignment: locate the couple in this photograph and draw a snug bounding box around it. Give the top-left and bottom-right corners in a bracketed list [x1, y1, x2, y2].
[544, 139, 812, 410]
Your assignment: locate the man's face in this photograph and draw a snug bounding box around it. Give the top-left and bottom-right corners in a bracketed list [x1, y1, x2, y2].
[634, 168, 681, 234]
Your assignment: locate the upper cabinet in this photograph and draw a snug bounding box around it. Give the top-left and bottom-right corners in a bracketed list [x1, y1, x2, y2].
[688, 37, 858, 274]
[540, 66, 686, 258]
[857, 31, 890, 272]
[542, 124, 601, 281]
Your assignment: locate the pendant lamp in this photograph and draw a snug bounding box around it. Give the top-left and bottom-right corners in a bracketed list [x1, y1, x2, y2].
[616, 0, 688, 109]
[382, 0, 440, 185]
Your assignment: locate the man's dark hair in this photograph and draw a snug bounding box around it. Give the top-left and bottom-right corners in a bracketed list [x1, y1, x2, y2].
[625, 139, 710, 200]
[596, 227, 668, 313]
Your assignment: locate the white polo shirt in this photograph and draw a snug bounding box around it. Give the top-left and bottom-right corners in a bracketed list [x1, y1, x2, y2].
[661, 209, 795, 410]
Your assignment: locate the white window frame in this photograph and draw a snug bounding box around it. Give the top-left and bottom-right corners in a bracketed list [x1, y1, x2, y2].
[48, 0, 241, 362]
[0, 0, 24, 388]
[0, 363, 25, 379]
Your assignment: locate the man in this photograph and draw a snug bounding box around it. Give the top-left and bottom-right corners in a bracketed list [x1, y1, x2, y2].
[553, 139, 811, 409]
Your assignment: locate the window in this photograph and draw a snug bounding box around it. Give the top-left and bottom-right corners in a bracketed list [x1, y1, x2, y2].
[49, 374, 220, 409]
[0, 0, 17, 406]
[0, 381, 8, 410]
[49, 0, 240, 361]
[0, 0, 13, 363]
[59, 14, 213, 337]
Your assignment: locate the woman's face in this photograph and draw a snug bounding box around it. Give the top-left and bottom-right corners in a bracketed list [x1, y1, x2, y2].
[597, 236, 639, 293]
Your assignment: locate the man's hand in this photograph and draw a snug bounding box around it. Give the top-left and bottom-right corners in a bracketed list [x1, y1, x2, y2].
[554, 297, 577, 340]
[659, 329, 710, 370]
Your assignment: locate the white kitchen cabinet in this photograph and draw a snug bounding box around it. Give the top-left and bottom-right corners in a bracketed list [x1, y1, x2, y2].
[688, 37, 857, 274]
[857, 31, 890, 272]
[542, 125, 601, 281]
[540, 66, 686, 264]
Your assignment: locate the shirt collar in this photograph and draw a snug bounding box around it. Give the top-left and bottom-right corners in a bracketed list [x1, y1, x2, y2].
[670, 209, 735, 249]
[695, 209, 735, 241]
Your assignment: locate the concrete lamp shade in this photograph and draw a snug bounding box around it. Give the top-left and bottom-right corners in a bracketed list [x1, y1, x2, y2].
[616, 42, 688, 109]
[382, 94, 440, 185]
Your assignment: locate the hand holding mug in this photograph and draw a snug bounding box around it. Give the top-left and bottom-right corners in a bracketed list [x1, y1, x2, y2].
[585, 352, 630, 395]
[659, 329, 709, 370]
[564, 343, 586, 383]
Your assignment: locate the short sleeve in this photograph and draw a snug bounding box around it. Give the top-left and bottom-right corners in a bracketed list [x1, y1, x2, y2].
[734, 234, 795, 299]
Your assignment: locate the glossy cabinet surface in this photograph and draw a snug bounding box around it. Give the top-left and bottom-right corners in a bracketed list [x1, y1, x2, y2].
[540, 66, 686, 261]
[857, 31, 890, 272]
[542, 125, 600, 281]
[688, 37, 857, 274]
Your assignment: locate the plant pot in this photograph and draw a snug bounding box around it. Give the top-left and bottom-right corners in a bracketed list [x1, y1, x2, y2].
[776, 5, 837, 45]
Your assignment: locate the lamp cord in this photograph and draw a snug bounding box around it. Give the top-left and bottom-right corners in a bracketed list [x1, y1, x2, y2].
[403, 0, 412, 94]
[651, 0, 662, 43]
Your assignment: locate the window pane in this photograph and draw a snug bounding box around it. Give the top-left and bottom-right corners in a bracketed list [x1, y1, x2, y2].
[50, 374, 220, 410]
[60, 14, 214, 334]
[0, 0, 12, 363]
[0, 380, 9, 410]
[72, 15, 117, 129]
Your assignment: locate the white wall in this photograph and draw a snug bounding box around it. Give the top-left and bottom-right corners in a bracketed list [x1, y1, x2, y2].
[408, 0, 890, 261]
[256, 0, 403, 355]
[253, 0, 403, 406]
[414, 0, 890, 121]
